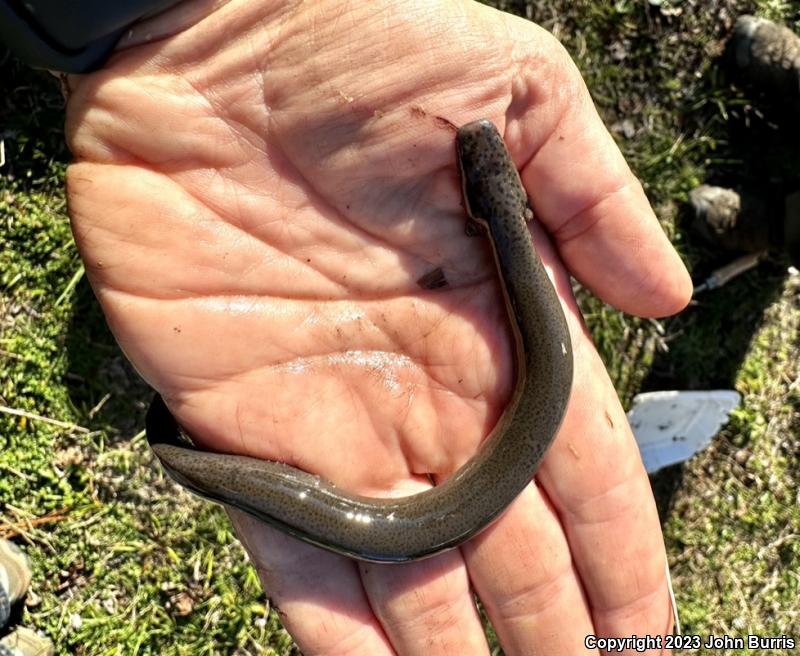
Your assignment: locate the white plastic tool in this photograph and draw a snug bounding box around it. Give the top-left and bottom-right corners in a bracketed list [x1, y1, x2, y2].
[628, 390, 741, 473]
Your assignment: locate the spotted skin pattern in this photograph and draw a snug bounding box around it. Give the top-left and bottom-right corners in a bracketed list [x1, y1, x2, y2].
[146, 119, 573, 563]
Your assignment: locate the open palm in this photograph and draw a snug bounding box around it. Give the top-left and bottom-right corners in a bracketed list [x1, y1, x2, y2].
[65, 1, 690, 654]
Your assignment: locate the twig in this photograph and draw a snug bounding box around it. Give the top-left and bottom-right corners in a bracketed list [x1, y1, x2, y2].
[0, 404, 88, 433]
[757, 533, 800, 560]
[88, 392, 111, 419]
[0, 462, 34, 481]
[0, 349, 28, 362]
[54, 264, 85, 307]
[0, 507, 71, 539]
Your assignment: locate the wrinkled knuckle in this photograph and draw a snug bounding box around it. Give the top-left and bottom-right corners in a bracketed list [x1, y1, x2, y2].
[305, 623, 378, 656]
[380, 584, 465, 634]
[595, 574, 667, 616]
[494, 561, 575, 620]
[565, 476, 643, 526]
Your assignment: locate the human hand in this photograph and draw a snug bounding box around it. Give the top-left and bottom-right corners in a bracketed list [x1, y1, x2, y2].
[65, 1, 691, 653]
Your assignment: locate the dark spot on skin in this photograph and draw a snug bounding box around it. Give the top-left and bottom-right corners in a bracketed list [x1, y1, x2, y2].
[173, 326, 181, 334]
[605, 411, 614, 428]
[434, 116, 458, 131]
[465, 219, 485, 237]
[417, 267, 449, 290]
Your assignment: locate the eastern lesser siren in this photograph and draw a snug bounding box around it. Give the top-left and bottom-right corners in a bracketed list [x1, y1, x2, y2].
[146, 119, 573, 563]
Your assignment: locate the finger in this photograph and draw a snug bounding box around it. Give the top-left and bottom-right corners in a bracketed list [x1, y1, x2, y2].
[456, 230, 598, 655]
[503, 18, 692, 318]
[229, 509, 396, 656]
[537, 336, 674, 643]
[360, 552, 491, 656]
[461, 223, 672, 654]
[462, 485, 598, 655]
[528, 227, 674, 644]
